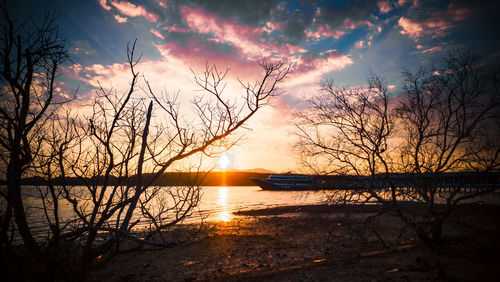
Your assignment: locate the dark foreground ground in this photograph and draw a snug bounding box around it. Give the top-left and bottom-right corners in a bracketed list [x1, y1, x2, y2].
[90, 204, 500, 281]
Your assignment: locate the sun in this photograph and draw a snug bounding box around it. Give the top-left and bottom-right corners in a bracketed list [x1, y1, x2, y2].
[218, 154, 231, 169]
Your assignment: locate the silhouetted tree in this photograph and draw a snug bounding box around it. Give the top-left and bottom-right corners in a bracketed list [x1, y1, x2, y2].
[294, 73, 393, 178]
[0, 4, 290, 280]
[0, 0, 71, 262]
[295, 50, 499, 256]
[42, 41, 289, 278]
[394, 49, 500, 245]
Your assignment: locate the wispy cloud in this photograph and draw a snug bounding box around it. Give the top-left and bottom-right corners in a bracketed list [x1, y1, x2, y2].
[150, 28, 164, 40]
[306, 25, 345, 39]
[109, 0, 159, 22]
[420, 46, 442, 54]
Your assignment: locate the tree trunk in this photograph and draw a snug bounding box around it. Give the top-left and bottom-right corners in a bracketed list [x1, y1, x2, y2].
[7, 151, 38, 252]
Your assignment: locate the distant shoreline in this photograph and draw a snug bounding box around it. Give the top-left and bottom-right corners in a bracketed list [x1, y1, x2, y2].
[233, 202, 500, 217]
[4, 171, 271, 187]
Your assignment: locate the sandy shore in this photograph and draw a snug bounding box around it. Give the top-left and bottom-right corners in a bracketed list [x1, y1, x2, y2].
[89, 204, 500, 281]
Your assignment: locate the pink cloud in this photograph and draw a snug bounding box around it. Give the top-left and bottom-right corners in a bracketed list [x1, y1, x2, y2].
[343, 19, 374, 30]
[378, 1, 392, 13]
[157, 0, 167, 8]
[154, 35, 352, 90]
[289, 52, 354, 86]
[163, 25, 189, 33]
[76, 63, 131, 88]
[398, 4, 473, 41]
[265, 22, 283, 32]
[71, 5, 351, 95]
[150, 28, 165, 40]
[343, 19, 356, 29]
[398, 17, 449, 40]
[177, 6, 353, 87]
[181, 6, 305, 61]
[182, 6, 266, 59]
[355, 40, 365, 49]
[397, 0, 418, 7]
[398, 17, 424, 40]
[113, 14, 128, 23]
[99, 0, 112, 11]
[64, 63, 83, 79]
[109, 0, 159, 22]
[306, 25, 345, 39]
[154, 40, 262, 80]
[420, 46, 442, 54]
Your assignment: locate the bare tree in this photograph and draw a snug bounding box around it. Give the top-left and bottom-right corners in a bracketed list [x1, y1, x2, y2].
[0, 2, 290, 279]
[0, 1, 72, 260]
[294, 50, 500, 256]
[22, 39, 289, 279]
[294, 73, 402, 248]
[394, 49, 500, 244]
[294, 73, 394, 180]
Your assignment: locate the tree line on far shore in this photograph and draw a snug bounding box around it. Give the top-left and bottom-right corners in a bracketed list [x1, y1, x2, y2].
[2, 172, 270, 187]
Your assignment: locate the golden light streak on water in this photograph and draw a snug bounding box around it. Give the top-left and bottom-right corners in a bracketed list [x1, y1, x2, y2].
[216, 186, 232, 222]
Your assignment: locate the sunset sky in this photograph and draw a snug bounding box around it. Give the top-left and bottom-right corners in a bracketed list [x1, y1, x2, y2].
[8, 0, 500, 172]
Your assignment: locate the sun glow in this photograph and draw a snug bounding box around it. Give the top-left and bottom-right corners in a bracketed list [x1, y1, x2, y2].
[218, 154, 231, 169]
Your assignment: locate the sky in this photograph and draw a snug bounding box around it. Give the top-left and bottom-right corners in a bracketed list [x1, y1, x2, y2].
[7, 0, 500, 173]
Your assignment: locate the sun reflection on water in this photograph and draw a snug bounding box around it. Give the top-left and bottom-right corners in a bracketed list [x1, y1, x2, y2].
[217, 186, 232, 222]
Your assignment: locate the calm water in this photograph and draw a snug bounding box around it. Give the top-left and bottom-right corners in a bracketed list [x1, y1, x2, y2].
[198, 186, 324, 222]
[8, 185, 500, 242]
[14, 186, 324, 241]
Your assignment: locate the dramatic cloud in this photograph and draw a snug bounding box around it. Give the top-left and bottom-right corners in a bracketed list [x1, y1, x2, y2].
[33, 0, 496, 171]
[181, 6, 306, 61]
[182, 6, 266, 60]
[398, 3, 473, 41]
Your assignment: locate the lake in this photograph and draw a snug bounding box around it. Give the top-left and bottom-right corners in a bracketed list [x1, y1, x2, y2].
[14, 186, 324, 242]
[198, 186, 324, 222]
[9, 185, 500, 243]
